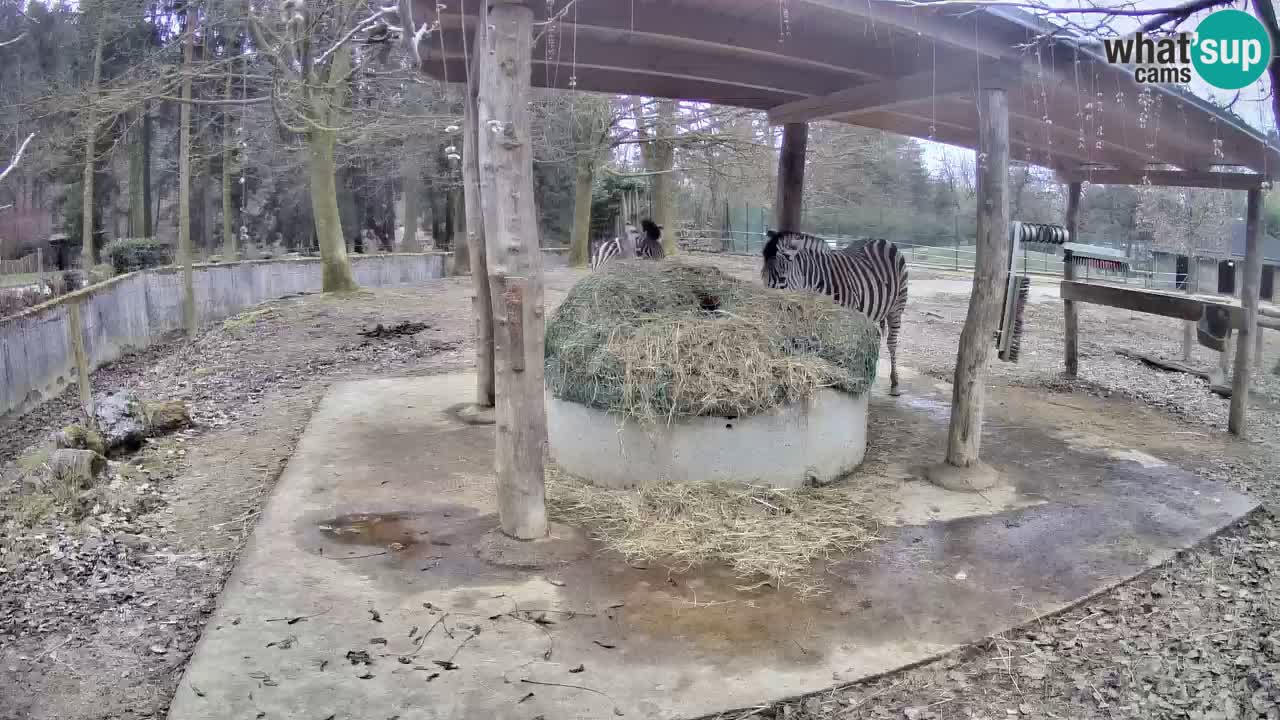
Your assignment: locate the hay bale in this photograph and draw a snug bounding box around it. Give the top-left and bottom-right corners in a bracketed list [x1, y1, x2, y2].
[544, 260, 880, 424]
[547, 466, 880, 597]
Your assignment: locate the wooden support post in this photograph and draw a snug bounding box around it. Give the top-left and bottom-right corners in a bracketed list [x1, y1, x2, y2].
[944, 88, 1010, 469]
[67, 302, 94, 421]
[1229, 189, 1264, 436]
[462, 8, 495, 408]
[774, 123, 808, 232]
[1063, 182, 1081, 377]
[477, 0, 548, 539]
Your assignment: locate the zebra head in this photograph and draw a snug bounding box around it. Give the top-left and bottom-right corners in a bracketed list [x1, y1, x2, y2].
[762, 230, 787, 288]
[763, 230, 830, 288]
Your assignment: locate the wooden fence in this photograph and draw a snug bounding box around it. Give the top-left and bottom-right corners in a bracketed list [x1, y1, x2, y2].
[1, 252, 39, 276]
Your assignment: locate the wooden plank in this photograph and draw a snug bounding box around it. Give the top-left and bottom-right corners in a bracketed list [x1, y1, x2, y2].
[476, 0, 548, 540]
[1057, 169, 1270, 190]
[461, 9, 495, 408]
[774, 123, 808, 231]
[767, 63, 1020, 125]
[1229, 189, 1264, 436]
[945, 88, 1010, 468]
[1063, 182, 1082, 377]
[1059, 281, 1240, 322]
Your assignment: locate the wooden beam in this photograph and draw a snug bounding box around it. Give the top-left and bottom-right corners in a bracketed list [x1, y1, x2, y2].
[774, 123, 808, 232]
[767, 62, 1021, 125]
[1057, 169, 1271, 191]
[461, 10, 494, 408]
[1058, 280, 1252, 324]
[806, 0, 1013, 61]
[945, 88, 1010, 469]
[476, 0, 548, 540]
[1229, 189, 1264, 437]
[1063, 182, 1082, 377]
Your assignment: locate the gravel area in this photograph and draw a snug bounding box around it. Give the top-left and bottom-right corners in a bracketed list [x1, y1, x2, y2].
[2, 254, 1278, 720]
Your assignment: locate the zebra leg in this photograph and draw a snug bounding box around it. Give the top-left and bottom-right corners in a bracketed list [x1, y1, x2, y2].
[886, 311, 903, 396]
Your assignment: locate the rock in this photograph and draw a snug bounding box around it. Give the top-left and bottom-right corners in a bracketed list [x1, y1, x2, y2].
[54, 424, 106, 456]
[92, 393, 192, 456]
[94, 393, 147, 454]
[47, 449, 107, 501]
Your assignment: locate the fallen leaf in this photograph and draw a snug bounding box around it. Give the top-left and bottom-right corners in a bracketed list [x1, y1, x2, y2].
[357, 671, 374, 679]
[593, 641, 617, 650]
[191, 685, 205, 697]
[408, 625, 418, 638]
[569, 664, 585, 674]
[518, 692, 535, 704]
[398, 656, 411, 664]
[433, 660, 459, 670]
[346, 650, 372, 665]
[369, 609, 382, 623]
[547, 579, 566, 587]
[426, 672, 440, 682]
[370, 637, 388, 645]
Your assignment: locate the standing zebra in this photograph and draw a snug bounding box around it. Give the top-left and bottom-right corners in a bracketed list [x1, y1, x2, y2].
[589, 220, 665, 271]
[762, 230, 909, 396]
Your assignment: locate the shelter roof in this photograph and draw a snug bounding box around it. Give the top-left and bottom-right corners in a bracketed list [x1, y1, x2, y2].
[415, 0, 1280, 179]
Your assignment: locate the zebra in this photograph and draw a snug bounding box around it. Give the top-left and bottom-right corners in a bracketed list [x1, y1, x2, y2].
[762, 230, 909, 396]
[589, 219, 665, 271]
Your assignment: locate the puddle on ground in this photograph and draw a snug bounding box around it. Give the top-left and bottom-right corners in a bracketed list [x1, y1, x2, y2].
[316, 512, 429, 549]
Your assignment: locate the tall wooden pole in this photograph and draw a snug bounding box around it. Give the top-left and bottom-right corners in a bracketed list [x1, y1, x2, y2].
[462, 8, 495, 408]
[944, 88, 1010, 468]
[1229, 189, 1264, 436]
[1062, 182, 1081, 377]
[477, 0, 548, 539]
[774, 123, 808, 232]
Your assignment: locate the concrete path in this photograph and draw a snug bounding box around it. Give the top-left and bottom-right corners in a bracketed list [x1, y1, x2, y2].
[169, 373, 1256, 720]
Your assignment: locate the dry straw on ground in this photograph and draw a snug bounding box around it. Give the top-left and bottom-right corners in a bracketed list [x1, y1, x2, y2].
[546, 466, 881, 597]
[544, 259, 881, 425]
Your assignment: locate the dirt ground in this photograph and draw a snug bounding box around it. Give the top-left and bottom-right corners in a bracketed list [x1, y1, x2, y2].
[2, 254, 1279, 720]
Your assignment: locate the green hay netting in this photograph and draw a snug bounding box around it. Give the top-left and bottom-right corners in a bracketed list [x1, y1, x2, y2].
[544, 259, 880, 424]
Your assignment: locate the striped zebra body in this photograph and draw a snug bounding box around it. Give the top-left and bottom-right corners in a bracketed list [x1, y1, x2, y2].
[589, 221, 665, 271]
[762, 230, 909, 395]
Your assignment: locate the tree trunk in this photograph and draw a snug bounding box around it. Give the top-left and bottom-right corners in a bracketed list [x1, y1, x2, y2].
[142, 103, 153, 238]
[178, 8, 197, 338]
[401, 160, 421, 252]
[477, 0, 547, 539]
[944, 88, 1010, 469]
[307, 38, 358, 292]
[569, 151, 594, 266]
[774, 123, 807, 232]
[80, 20, 106, 268]
[463, 11, 495, 407]
[450, 185, 469, 273]
[1229, 189, 1265, 436]
[309, 130, 359, 292]
[1063, 182, 1081, 377]
[652, 100, 678, 254]
[128, 114, 145, 238]
[222, 57, 237, 258]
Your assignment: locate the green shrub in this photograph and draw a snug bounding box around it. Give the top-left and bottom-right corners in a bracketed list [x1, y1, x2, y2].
[104, 238, 172, 274]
